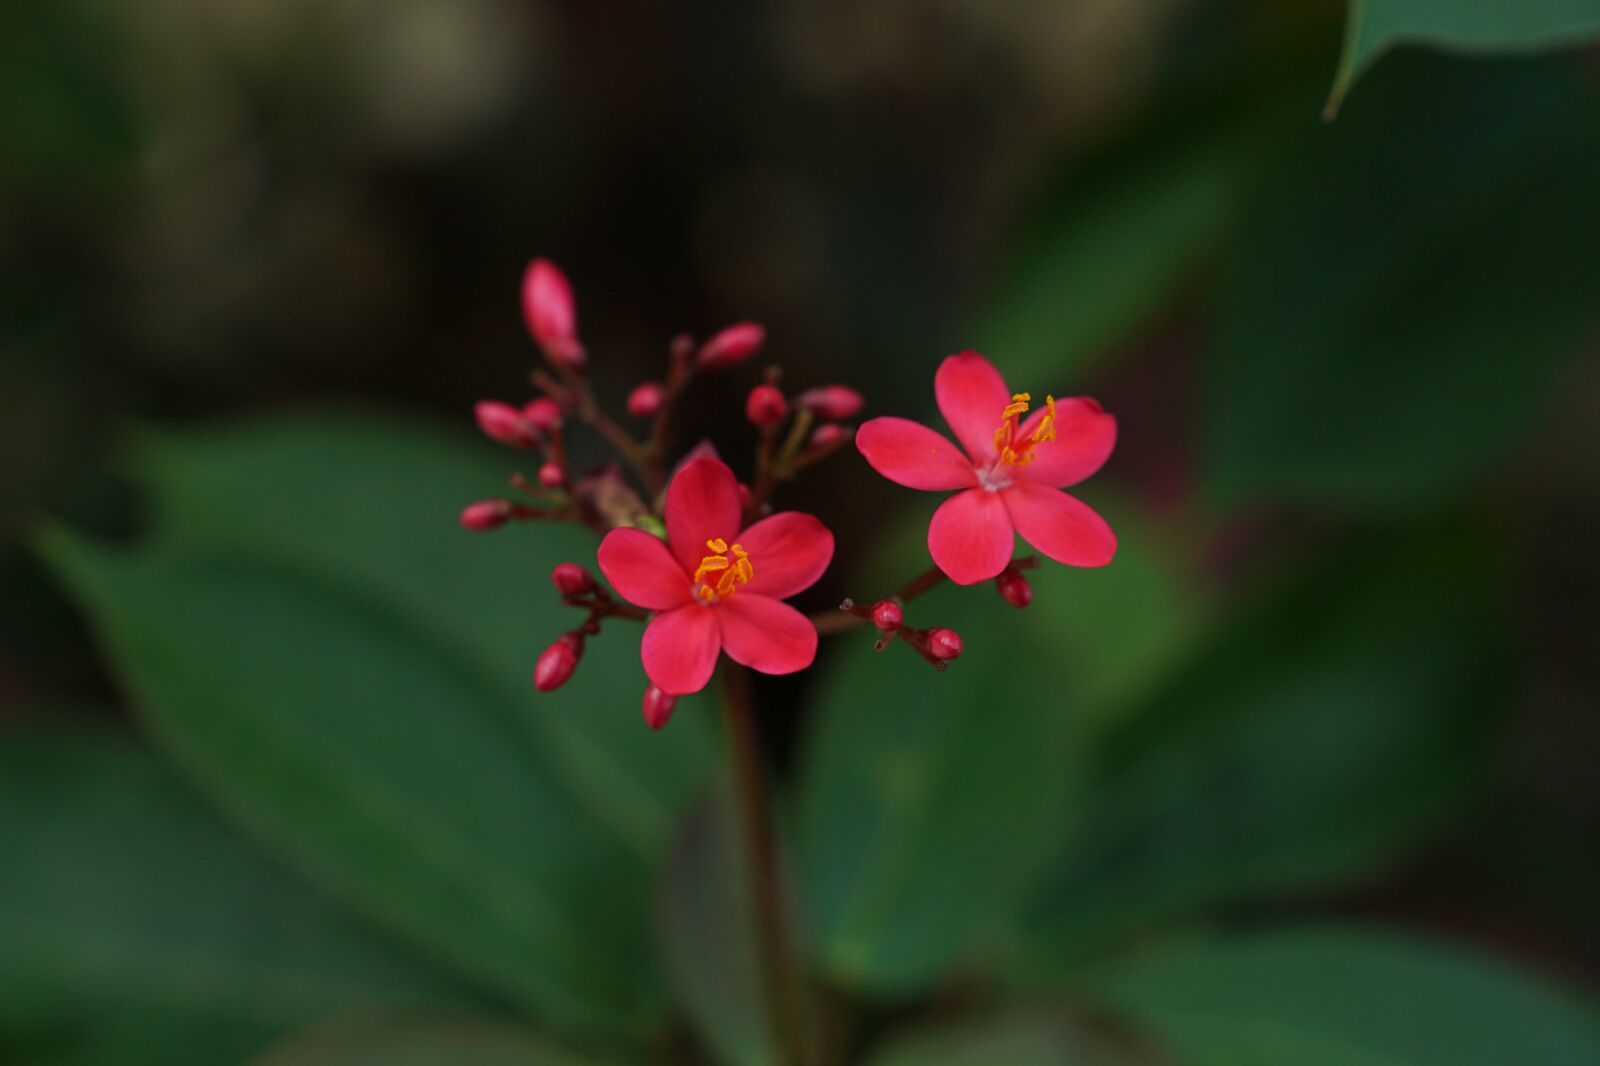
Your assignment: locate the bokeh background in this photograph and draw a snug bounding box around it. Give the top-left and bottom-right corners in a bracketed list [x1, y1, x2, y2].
[3, 0, 1599, 1063]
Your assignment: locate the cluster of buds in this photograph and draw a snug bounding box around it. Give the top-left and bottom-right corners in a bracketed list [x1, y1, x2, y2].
[532, 561, 647, 691]
[741, 368, 863, 523]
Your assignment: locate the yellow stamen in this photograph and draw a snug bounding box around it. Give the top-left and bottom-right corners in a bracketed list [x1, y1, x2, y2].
[693, 539, 754, 602]
[992, 391, 1056, 466]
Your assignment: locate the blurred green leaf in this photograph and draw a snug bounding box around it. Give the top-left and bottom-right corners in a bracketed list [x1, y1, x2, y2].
[656, 796, 779, 1066]
[1329, 0, 1600, 117]
[858, 1012, 1076, 1066]
[1008, 526, 1511, 979]
[0, 723, 465, 1066]
[40, 539, 665, 1040]
[253, 1016, 619, 1066]
[1087, 926, 1600, 1065]
[1210, 55, 1600, 509]
[796, 500, 1200, 995]
[130, 411, 714, 856]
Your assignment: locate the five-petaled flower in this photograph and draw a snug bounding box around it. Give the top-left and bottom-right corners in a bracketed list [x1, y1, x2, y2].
[855, 351, 1117, 585]
[597, 456, 834, 694]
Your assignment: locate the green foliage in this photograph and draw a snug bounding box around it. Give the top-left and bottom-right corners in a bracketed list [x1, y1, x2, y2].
[1330, 0, 1600, 116]
[253, 1017, 624, 1066]
[858, 1012, 1079, 1066]
[1087, 926, 1600, 1064]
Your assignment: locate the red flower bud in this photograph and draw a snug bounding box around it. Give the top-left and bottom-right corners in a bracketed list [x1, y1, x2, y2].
[521, 258, 585, 369]
[534, 633, 583, 692]
[538, 462, 566, 488]
[928, 627, 963, 661]
[522, 397, 563, 432]
[642, 685, 678, 730]
[745, 384, 788, 428]
[551, 562, 595, 596]
[871, 600, 902, 631]
[697, 322, 765, 370]
[737, 482, 754, 510]
[809, 423, 850, 450]
[459, 499, 511, 530]
[995, 567, 1032, 608]
[626, 381, 665, 419]
[475, 400, 533, 447]
[796, 385, 863, 421]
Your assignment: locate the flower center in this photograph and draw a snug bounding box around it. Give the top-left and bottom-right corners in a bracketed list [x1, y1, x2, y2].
[992, 391, 1055, 467]
[692, 537, 754, 603]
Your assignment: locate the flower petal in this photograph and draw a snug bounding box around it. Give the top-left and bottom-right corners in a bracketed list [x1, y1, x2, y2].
[597, 528, 692, 610]
[641, 605, 722, 695]
[717, 595, 818, 676]
[927, 487, 1015, 585]
[935, 351, 1012, 464]
[1003, 481, 1117, 568]
[665, 456, 743, 574]
[737, 511, 835, 599]
[855, 417, 978, 491]
[1016, 397, 1117, 488]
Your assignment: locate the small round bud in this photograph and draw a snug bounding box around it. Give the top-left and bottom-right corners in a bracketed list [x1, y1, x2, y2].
[796, 385, 863, 421]
[737, 482, 754, 510]
[537, 462, 566, 488]
[626, 381, 665, 419]
[522, 258, 585, 369]
[522, 397, 563, 432]
[551, 562, 595, 596]
[745, 384, 788, 428]
[475, 401, 532, 447]
[459, 499, 511, 530]
[642, 685, 678, 730]
[928, 628, 963, 661]
[809, 423, 850, 450]
[995, 567, 1033, 608]
[871, 600, 902, 631]
[534, 633, 583, 692]
[697, 322, 765, 370]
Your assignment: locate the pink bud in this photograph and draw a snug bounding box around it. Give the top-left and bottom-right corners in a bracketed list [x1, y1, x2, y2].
[809, 423, 850, 450]
[642, 685, 678, 730]
[538, 462, 566, 488]
[522, 397, 563, 432]
[475, 401, 533, 447]
[626, 382, 665, 419]
[551, 562, 595, 596]
[995, 567, 1032, 608]
[928, 628, 963, 661]
[797, 385, 863, 421]
[534, 633, 583, 692]
[459, 499, 511, 530]
[871, 600, 902, 631]
[697, 322, 765, 370]
[737, 482, 753, 510]
[745, 384, 788, 428]
[521, 258, 585, 369]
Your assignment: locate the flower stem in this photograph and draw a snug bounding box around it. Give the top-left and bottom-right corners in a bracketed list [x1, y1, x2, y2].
[720, 665, 808, 1066]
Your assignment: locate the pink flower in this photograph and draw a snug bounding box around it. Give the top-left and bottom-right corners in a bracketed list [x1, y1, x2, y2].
[855, 351, 1117, 585]
[597, 456, 834, 694]
[521, 258, 585, 369]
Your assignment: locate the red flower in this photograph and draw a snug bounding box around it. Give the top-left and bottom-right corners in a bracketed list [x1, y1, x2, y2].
[597, 457, 834, 694]
[855, 351, 1117, 585]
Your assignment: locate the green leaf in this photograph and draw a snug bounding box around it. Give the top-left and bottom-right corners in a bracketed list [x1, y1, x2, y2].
[1329, 0, 1600, 117]
[39, 538, 665, 1040]
[1008, 526, 1511, 979]
[130, 411, 714, 856]
[0, 723, 465, 1066]
[253, 1015, 622, 1066]
[860, 1009, 1144, 1066]
[656, 796, 779, 1066]
[795, 500, 1200, 995]
[1087, 926, 1600, 1065]
[1210, 54, 1600, 509]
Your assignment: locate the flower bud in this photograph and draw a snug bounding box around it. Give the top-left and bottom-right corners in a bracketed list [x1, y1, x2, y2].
[642, 685, 678, 730]
[697, 322, 765, 370]
[459, 499, 511, 530]
[550, 562, 595, 596]
[809, 423, 850, 450]
[871, 600, 902, 631]
[796, 385, 863, 421]
[522, 397, 563, 432]
[534, 633, 583, 692]
[745, 384, 788, 428]
[626, 381, 665, 419]
[995, 567, 1033, 608]
[537, 462, 566, 488]
[521, 258, 585, 369]
[475, 401, 533, 447]
[737, 482, 754, 510]
[928, 627, 963, 661]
